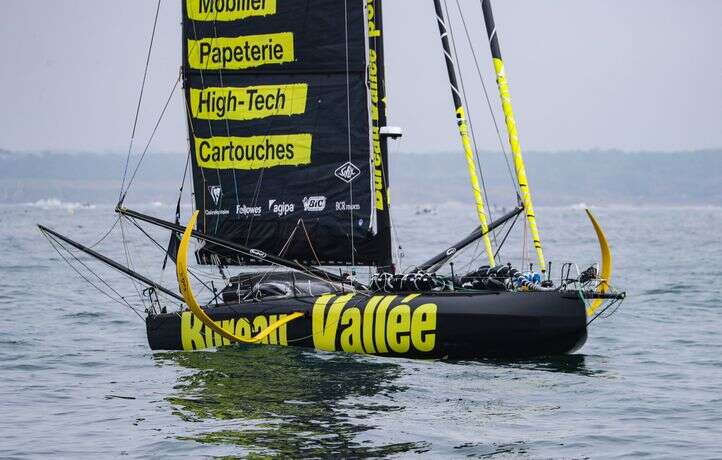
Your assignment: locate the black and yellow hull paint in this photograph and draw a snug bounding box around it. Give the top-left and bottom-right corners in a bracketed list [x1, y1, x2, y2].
[148, 209, 593, 358]
[146, 290, 587, 358]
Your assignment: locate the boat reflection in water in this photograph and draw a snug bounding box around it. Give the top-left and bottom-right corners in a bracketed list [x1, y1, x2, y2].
[156, 345, 429, 457]
[156, 344, 602, 457]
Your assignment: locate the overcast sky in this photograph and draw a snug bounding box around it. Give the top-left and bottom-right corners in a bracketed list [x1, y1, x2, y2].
[1, 0, 720, 154]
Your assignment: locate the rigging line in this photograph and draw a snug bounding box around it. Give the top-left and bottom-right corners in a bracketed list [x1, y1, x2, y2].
[182, 82, 207, 228]
[190, 16, 223, 235]
[299, 219, 324, 268]
[521, 215, 528, 271]
[119, 74, 179, 303]
[343, 0, 357, 275]
[242, 5, 318, 246]
[88, 215, 120, 249]
[297, 220, 343, 289]
[182, 8, 217, 234]
[458, 238, 483, 275]
[456, 0, 518, 195]
[119, 0, 162, 204]
[122, 75, 181, 199]
[162, 136, 194, 274]
[211, 13, 240, 213]
[178, 126, 193, 194]
[385, 141, 403, 269]
[119, 216, 147, 310]
[124, 215, 214, 293]
[245, 167, 265, 245]
[443, 0, 498, 247]
[43, 232, 145, 321]
[175, 228, 352, 289]
[493, 209, 520, 260]
[242, 223, 303, 297]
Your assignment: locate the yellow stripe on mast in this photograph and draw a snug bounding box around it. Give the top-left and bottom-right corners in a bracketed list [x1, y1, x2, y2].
[492, 58, 545, 271]
[457, 107, 495, 267]
[482, 0, 546, 272]
[433, 0, 495, 267]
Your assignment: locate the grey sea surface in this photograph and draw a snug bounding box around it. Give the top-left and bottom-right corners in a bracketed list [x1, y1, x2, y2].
[1, 197, 721, 458]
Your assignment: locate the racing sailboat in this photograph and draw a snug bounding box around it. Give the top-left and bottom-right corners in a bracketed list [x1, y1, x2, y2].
[39, 0, 625, 358]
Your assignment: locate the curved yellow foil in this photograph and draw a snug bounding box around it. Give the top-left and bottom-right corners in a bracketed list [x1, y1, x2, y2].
[176, 210, 303, 344]
[585, 209, 613, 316]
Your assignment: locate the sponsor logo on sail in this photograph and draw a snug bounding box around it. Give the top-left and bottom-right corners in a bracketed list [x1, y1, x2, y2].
[367, 1, 386, 211]
[335, 162, 361, 183]
[208, 185, 222, 205]
[205, 209, 230, 216]
[249, 249, 267, 259]
[195, 134, 312, 170]
[188, 33, 294, 70]
[302, 196, 326, 212]
[268, 199, 295, 217]
[336, 201, 360, 212]
[186, 0, 277, 22]
[236, 204, 262, 216]
[191, 84, 308, 121]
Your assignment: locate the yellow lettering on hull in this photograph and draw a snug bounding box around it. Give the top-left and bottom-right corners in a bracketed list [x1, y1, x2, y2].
[311, 294, 438, 355]
[180, 312, 290, 351]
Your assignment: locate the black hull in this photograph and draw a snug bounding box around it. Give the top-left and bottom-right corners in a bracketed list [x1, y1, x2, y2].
[147, 291, 587, 359]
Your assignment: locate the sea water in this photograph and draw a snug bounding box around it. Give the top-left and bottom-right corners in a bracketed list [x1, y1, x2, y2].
[1, 202, 721, 458]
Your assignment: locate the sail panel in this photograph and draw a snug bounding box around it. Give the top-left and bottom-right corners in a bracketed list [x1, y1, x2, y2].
[182, 0, 392, 267]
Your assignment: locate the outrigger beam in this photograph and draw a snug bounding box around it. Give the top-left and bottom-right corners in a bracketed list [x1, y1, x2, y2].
[38, 224, 185, 303]
[417, 206, 523, 273]
[115, 206, 362, 289]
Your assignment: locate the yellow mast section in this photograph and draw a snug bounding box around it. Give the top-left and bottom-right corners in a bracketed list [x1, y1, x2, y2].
[482, 0, 546, 272]
[433, 0, 495, 267]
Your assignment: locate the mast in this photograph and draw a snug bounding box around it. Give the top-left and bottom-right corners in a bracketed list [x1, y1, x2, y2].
[432, 0, 495, 268]
[481, 0, 546, 272]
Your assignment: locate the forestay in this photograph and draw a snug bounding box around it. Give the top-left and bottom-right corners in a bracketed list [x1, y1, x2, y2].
[182, 0, 392, 267]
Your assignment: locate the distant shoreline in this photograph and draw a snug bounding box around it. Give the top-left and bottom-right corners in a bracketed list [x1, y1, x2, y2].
[1, 150, 719, 206]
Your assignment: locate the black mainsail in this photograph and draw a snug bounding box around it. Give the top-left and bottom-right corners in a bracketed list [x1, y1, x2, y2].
[182, 0, 393, 268]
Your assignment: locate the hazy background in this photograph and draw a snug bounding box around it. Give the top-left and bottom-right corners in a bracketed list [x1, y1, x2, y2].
[2, 6, 722, 457]
[1, 0, 720, 154]
[0, 1, 719, 208]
